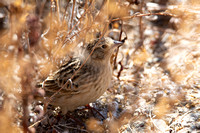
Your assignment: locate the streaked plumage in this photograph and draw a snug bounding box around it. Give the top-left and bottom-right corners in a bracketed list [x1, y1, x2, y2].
[39, 37, 123, 114]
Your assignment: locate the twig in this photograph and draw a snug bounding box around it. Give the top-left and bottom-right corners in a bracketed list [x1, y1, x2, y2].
[138, 0, 144, 51]
[20, 61, 35, 133]
[22, 93, 29, 133]
[61, 1, 70, 24]
[117, 61, 124, 79]
[111, 12, 178, 22]
[113, 20, 123, 69]
[54, 124, 89, 132]
[37, 0, 47, 18]
[50, 0, 56, 28]
[53, 1, 94, 57]
[56, 0, 60, 23]
[63, 25, 94, 44]
[70, 0, 76, 29]
[28, 117, 46, 128]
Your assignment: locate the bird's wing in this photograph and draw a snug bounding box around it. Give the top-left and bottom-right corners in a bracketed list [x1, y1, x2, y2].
[42, 58, 82, 96]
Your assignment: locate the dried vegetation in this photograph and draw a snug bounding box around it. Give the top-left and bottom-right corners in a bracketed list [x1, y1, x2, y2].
[0, 0, 200, 132]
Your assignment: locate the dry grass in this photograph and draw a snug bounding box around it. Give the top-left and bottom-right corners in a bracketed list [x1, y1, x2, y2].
[0, 0, 200, 132]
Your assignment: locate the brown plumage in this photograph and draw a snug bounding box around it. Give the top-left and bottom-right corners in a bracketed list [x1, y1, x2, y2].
[39, 37, 123, 114]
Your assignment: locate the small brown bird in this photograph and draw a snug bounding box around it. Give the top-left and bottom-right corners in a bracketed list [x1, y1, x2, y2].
[39, 37, 124, 114]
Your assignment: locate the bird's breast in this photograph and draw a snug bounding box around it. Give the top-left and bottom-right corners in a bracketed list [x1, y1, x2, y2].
[90, 63, 112, 98]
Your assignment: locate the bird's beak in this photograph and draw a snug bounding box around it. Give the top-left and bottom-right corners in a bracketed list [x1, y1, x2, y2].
[114, 40, 124, 45]
[111, 40, 124, 49]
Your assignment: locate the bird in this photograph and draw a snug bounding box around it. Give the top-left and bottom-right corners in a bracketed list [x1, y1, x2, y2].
[37, 37, 124, 114]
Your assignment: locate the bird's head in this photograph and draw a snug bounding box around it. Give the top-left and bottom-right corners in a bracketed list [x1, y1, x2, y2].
[86, 37, 124, 62]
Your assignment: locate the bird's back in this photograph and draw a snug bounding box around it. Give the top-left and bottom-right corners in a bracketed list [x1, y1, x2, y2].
[42, 57, 82, 96]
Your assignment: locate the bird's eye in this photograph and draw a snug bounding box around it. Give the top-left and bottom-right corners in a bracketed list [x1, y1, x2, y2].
[101, 45, 108, 49]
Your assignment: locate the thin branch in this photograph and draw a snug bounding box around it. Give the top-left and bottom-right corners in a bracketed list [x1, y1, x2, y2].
[117, 61, 124, 79]
[28, 117, 45, 128]
[138, 0, 144, 51]
[61, 1, 70, 24]
[52, 1, 94, 57]
[113, 20, 123, 69]
[70, 0, 76, 29]
[50, 0, 56, 28]
[56, 0, 60, 23]
[111, 12, 178, 22]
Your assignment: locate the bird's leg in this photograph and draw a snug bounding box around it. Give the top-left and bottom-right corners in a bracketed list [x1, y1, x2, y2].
[65, 113, 86, 127]
[85, 104, 105, 120]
